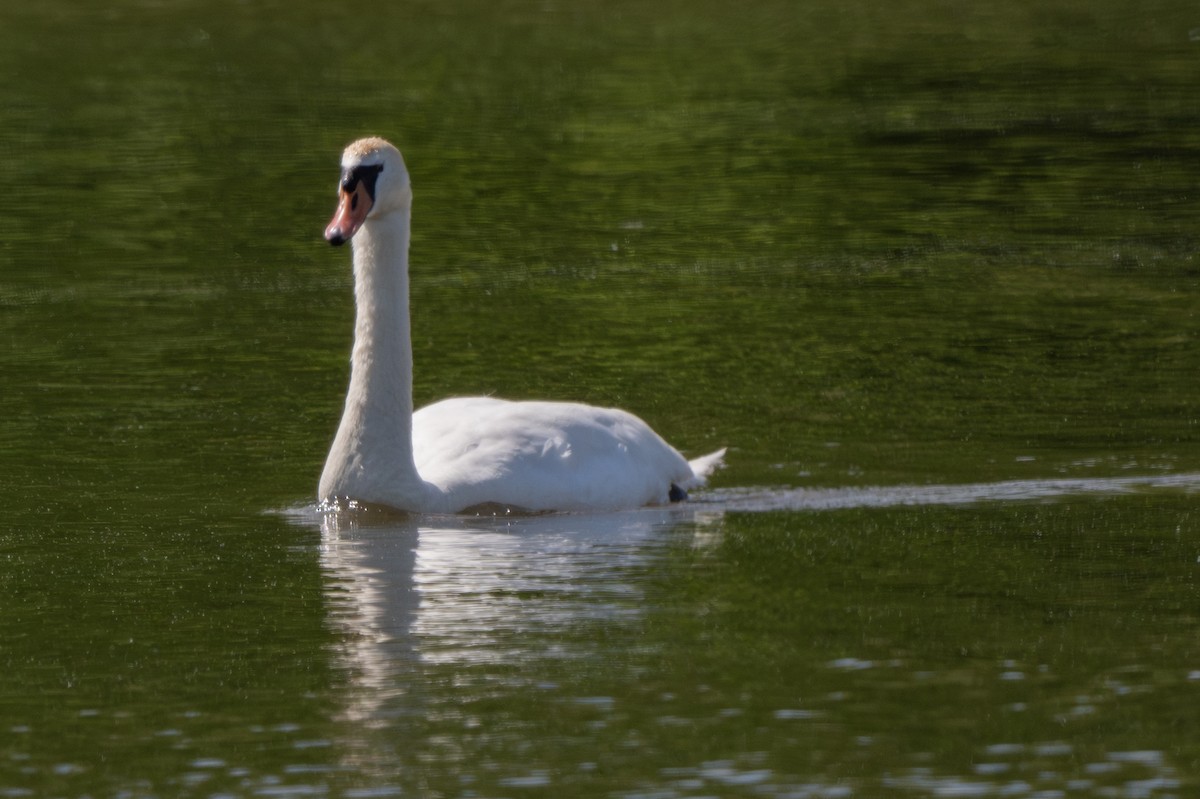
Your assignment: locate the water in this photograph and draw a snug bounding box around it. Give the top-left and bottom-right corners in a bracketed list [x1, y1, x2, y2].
[3, 0, 1200, 796]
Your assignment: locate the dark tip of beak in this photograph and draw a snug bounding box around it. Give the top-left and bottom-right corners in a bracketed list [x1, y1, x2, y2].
[326, 231, 346, 247]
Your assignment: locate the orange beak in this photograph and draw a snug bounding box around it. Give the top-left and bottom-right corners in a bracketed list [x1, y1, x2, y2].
[324, 182, 374, 246]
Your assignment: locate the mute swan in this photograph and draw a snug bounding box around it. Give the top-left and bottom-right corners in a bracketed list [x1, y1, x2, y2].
[319, 137, 725, 513]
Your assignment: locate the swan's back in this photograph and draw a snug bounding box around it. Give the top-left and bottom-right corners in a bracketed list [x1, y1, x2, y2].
[412, 397, 716, 512]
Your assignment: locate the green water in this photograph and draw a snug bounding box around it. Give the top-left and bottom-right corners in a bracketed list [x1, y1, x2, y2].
[3, 0, 1200, 796]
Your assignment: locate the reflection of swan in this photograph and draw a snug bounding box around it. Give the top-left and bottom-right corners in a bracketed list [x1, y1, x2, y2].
[316, 506, 722, 731]
[318, 137, 725, 514]
[319, 514, 421, 728]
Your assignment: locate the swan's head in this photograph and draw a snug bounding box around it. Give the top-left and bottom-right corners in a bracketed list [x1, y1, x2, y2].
[324, 137, 411, 246]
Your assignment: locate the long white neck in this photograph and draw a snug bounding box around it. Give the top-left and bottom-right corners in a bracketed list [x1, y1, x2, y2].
[319, 205, 430, 509]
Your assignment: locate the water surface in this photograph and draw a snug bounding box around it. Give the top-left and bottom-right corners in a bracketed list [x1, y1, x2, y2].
[2, 0, 1199, 796]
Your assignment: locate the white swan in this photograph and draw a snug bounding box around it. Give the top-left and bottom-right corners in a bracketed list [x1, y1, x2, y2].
[318, 137, 725, 513]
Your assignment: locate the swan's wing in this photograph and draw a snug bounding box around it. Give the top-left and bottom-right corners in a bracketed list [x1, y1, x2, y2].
[412, 397, 696, 511]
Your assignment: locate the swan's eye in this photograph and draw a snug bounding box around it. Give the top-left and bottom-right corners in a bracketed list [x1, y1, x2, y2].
[340, 164, 385, 198]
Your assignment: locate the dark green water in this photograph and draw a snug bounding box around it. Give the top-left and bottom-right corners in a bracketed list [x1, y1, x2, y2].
[3, 0, 1200, 796]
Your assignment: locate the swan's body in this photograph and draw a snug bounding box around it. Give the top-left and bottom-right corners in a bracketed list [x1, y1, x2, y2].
[318, 137, 724, 513]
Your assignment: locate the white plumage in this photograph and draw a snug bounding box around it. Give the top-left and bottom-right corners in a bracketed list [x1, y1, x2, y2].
[318, 137, 724, 513]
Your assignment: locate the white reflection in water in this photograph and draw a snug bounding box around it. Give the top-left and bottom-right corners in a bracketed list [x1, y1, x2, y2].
[319, 517, 421, 727]
[316, 506, 720, 726]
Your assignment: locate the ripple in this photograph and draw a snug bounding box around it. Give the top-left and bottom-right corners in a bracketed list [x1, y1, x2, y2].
[700, 472, 1200, 512]
[499, 772, 552, 788]
[698, 766, 773, 786]
[1125, 777, 1181, 798]
[773, 709, 818, 720]
[973, 763, 1010, 775]
[1107, 751, 1164, 766]
[1033, 743, 1073, 757]
[984, 744, 1025, 756]
[252, 786, 328, 797]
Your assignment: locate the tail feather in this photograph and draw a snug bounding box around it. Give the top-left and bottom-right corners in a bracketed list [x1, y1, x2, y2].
[679, 447, 726, 490]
